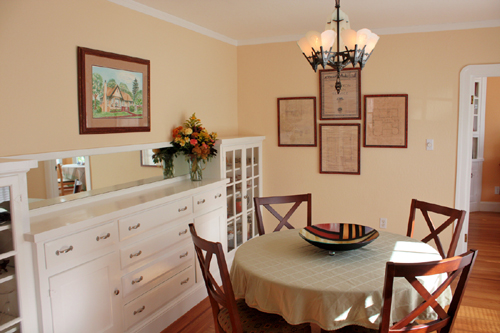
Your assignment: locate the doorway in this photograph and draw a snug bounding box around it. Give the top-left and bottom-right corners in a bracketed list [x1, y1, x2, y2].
[455, 64, 500, 255]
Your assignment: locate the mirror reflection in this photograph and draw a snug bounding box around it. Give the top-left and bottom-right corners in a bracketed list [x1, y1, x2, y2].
[27, 149, 188, 209]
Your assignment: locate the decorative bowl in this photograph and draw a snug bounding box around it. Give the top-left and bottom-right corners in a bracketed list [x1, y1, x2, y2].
[299, 223, 379, 253]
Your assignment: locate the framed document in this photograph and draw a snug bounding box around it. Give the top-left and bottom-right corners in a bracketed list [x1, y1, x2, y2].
[319, 68, 361, 120]
[320, 124, 360, 174]
[364, 94, 408, 148]
[278, 97, 317, 147]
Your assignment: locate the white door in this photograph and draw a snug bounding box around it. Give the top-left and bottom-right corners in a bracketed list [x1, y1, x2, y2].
[49, 252, 122, 333]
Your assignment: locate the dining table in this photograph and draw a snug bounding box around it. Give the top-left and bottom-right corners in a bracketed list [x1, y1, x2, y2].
[229, 227, 452, 331]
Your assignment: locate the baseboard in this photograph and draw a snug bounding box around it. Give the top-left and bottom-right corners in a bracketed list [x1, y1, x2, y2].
[478, 201, 500, 212]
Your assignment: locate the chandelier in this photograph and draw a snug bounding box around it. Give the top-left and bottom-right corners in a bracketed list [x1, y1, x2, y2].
[297, 0, 379, 93]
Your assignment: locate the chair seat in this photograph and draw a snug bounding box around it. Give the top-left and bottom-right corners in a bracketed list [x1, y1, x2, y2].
[218, 299, 310, 333]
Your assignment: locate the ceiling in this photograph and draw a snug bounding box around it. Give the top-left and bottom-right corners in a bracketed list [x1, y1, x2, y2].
[112, 0, 500, 45]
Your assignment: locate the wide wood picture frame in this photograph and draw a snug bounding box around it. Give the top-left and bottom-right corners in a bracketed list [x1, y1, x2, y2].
[319, 124, 360, 174]
[319, 68, 361, 120]
[77, 47, 151, 134]
[278, 97, 317, 147]
[364, 94, 408, 148]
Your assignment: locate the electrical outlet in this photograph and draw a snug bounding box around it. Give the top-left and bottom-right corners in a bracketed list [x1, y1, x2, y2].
[379, 218, 387, 229]
[495, 186, 500, 195]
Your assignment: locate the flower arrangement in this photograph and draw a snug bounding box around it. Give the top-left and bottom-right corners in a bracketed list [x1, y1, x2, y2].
[152, 113, 217, 180]
[171, 113, 218, 161]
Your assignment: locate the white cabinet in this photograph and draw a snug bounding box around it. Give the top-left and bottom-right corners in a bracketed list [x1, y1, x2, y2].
[205, 136, 264, 262]
[49, 252, 122, 333]
[27, 178, 227, 332]
[0, 159, 38, 333]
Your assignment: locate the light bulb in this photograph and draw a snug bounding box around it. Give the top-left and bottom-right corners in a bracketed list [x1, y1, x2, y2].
[297, 37, 312, 54]
[365, 32, 379, 54]
[341, 29, 357, 50]
[306, 31, 322, 52]
[356, 29, 372, 49]
[321, 30, 336, 51]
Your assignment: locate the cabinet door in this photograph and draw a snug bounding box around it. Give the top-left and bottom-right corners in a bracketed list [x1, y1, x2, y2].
[49, 252, 122, 333]
[224, 146, 244, 252]
[0, 177, 21, 332]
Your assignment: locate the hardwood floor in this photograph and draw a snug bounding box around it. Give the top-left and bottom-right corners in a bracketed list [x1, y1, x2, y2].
[162, 212, 500, 332]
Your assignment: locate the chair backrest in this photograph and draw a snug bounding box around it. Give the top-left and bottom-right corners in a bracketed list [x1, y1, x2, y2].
[189, 223, 243, 333]
[379, 249, 477, 333]
[73, 179, 82, 193]
[407, 199, 466, 259]
[254, 193, 312, 236]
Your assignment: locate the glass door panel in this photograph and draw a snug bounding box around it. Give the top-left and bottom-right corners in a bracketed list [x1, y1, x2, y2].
[227, 219, 235, 252]
[247, 212, 254, 241]
[235, 216, 243, 247]
[0, 185, 21, 331]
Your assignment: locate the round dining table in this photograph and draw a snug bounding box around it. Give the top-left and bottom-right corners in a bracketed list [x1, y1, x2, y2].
[229, 228, 451, 331]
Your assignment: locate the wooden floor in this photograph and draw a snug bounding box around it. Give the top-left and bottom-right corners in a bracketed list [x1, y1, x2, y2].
[162, 212, 500, 333]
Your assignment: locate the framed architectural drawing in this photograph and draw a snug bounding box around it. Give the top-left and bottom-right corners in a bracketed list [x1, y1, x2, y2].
[319, 124, 360, 174]
[364, 94, 408, 148]
[278, 97, 317, 147]
[77, 47, 151, 134]
[319, 68, 361, 120]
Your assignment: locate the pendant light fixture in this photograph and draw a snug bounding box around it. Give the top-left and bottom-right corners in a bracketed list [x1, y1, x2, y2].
[297, 0, 379, 93]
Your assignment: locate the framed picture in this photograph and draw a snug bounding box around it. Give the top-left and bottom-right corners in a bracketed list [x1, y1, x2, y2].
[278, 97, 317, 147]
[319, 124, 360, 174]
[77, 47, 151, 134]
[364, 94, 408, 148]
[319, 68, 361, 120]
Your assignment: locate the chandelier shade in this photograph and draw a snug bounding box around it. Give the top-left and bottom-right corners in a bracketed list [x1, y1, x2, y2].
[297, 0, 379, 93]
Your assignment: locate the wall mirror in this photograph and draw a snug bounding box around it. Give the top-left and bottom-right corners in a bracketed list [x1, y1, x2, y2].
[10, 142, 189, 210]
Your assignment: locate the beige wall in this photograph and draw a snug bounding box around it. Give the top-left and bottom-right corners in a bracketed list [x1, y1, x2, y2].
[481, 77, 500, 202]
[237, 28, 500, 246]
[0, 0, 238, 157]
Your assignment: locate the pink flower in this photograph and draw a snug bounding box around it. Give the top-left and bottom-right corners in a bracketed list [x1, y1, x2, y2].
[202, 143, 207, 148]
[190, 138, 198, 145]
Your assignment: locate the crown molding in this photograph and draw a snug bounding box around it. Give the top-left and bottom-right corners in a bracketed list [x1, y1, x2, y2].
[107, 0, 238, 46]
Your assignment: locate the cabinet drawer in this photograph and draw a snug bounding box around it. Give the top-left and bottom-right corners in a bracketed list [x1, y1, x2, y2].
[120, 220, 191, 269]
[123, 267, 194, 330]
[193, 187, 224, 213]
[118, 197, 192, 241]
[44, 222, 118, 270]
[121, 242, 193, 298]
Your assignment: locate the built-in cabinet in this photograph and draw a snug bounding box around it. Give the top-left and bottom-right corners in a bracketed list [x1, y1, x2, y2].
[0, 159, 38, 333]
[470, 78, 486, 212]
[205, 136, 264, 263]
[27, 178, 227, 332]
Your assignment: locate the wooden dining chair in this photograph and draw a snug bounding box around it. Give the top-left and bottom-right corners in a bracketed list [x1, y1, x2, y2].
[189, 223, 310, 333]
[254, 193, 312, 236]
[379, 249, 478, 333]
[56, 163, 74, 196]
[407, 199, 466, 259]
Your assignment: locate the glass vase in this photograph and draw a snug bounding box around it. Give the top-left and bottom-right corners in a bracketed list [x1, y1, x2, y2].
[188, 155, 205, 181]
[161, 155, 175, 179]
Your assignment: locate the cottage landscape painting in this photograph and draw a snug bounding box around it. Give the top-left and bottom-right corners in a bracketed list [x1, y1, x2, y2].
[92, 66, 143, 119]
[78, 47, 150, 134]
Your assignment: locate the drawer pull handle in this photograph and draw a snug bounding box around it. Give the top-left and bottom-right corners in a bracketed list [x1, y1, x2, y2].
[96, 233, 111, 241]
[215, 193, 222, 198]
[114, 289, 120, 296]
[197, 199, 206, 205]
[178, 206, 188, 212]
[133, 306, 146, 315]
[130, 250, 142, 259]
[55, 246, 73, 256]
[128, 223, 141, 231]
[180, 251, 189, 258]
[180, 277, 190, 285]
[179, 229, 188, 236]
[131, 276, 144, 285]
